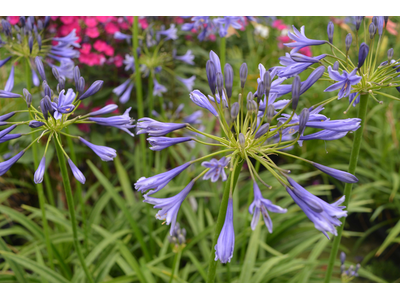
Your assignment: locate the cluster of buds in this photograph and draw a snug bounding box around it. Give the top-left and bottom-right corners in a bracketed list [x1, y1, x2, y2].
[167, 223, 187, 252]
[340, 252, 360, 283]
[0, 57, 135, 184]
[135, 50, 360, 263]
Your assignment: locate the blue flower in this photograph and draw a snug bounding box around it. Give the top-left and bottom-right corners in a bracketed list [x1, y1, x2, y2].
[135, 162, 191, 195]
[153, 78, 167, 97]
[89, 107, 135, 136]
[29, 121, 45, 128]
[181, 17, 216, 41]
[79, 137, 117, 162]
[300, 130, 349, 142]
[4, 66, 15, 92]
[324, 66, 361, 99]
[190, 90, 218, 117]
[123, 55, 135, 72]
[174, 50, 195, 65]
[114, 31, 132, 42]
[177, 75, 196, 91]
[349, 92, 360, 107]
[286, 177, 347, 238]
[201, 157, 230, 182]
[157, 24, 178, 40]
[51, 88, 76, 120]
[144, 180, 194, 235]
[147, 136, 192, 151]
[183, 110, 203, 125]
[0, 134, 21, 144]
[79, 80, 104, 100]
[0, 151, 24, 176]
[215, 197, 235, 263]
[276, 53, 327, 78]
[88, 104, 118, 116]
[249, 181, 287, 231]
[113, 79, 134, 104]
[137, 118, 186, 136]
[67, 159, 86, 184]
[213, 16, 242, 37]
[284, 25, 326, 54]
[0, 112, 15, 122]
[0, 125, 17, 140]
[34, 156, 46, 184]
[312, 162, 358, 183]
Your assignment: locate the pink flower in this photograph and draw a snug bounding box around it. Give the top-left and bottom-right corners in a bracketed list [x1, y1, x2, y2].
[77, 124, 91, 133]
[80, 43, 92, 55]
[105, 22, 119, 34]
[51, 16, 59, 21]
[272, 19, 288, 31]
[85, 17, 98, 28]
[209, 34, 216, 41]
[86, 27, 100, 38]
[7, 16, 19, 25]
[94, 40, 107, 52]
[96, 16, 112, 23]
[60, 16, 76, 25]
[60, 22, 81, 37]
[104, 45, 114, 56]
[113, 55, 123, 67]
[138, 18, 148, 29]
[174, 17, 184, 24]
[299, 46, 312, 57]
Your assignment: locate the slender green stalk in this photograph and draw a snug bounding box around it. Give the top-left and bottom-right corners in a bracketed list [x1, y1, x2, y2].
[133, 16, 146, 176]
[55, 139, 94, 283]
[220, 37, 226, 69]
[148, 71, 154, 116]
[169, 250, 182, 283]
[324, 93, 369, 283]
[207, 160, 244, 283]
[65, 127, 88, 253]
[25, 58, 54, 270]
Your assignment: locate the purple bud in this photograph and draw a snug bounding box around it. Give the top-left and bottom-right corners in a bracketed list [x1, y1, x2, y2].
[34, 156, 46, 184]
[298, 108, 310, 136]
[355, 17, 364, 31]
[345, 33, 352, 52]
[358, 42, 369, 69]
[19, 16, 25, 27]
[79, 137, 117, 162]
[369, 22, 376, 39]
[267, 104, 275, 124]
[388, 48, 394, 61]
[231, 102, 239, 119]
[0, 125, 17, 140]
[384, 16, 389, 26]
[73, 66, 80, 88]
[327, 21, 334, 43]
[0, 112, 15, 122]
[23, 88, 32, 107]
[88, 104, 118, 116]
[240, 63, 248, 88]
[216, 72, 223, 97]
[224, 63, 233, 98]
[312, 162, 358, 183]
[79, 80, 104, 100]
[29, 121, 45, 128]
[67, 159, 86, 184]
[340, 252, 346, 265]
[255, 123, 270, 139]
[28, 34, 33, 54]
[214, 198, 235, 263]
[52, 67, 59, 81]
[34, 57, 46, 81]
[77, 77, 85, 94]
[40, 95, 54, 120]
[44, 16, 50, 28]
[263, 71, 271, 96]
[0, 151, 25, 176]
[333, 61, 339, 71]
[206, 60, 216, 94]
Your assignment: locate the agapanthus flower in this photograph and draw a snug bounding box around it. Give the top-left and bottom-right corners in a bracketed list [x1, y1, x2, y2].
[0, 61, 132, 184]
[174, 50, 195, 65]
[157, 24, 178, 40]
[275, 53, 327, 78]
[213, 16, 242, 37]
[181, 16, 217, 41]
[177, 75, 196, 91]
[284, 25, 326, 54]
[0, 17, 80, 83]
[325, 66, 361, 99]
[136, 50, 356, 261]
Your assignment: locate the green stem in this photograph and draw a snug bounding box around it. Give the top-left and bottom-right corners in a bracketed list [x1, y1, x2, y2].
[148, 71, 154, 116]
[65, 127, 88, 253]
[133, 16, 146, 176]
[324, 93, 369, 283]
[206, 160, 244, 283]
[55, 139, 94, 283]
[220, 37, 226, 70]
[169, 250, 182, 283]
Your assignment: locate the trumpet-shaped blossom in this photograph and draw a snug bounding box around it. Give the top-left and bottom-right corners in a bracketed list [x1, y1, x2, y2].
[177, 76, 196, 91]
[34, 156, 46, 184]
[215, 198, 235, 263]
[153, 78, 167, 96]
[135, 162, 191, 195]
[136, 118, 186, 136]
[325, 66, 361, 99]
[0, 134, 21, 144]
[312, 162, 358, 183]
[89, 107, 135, 136]
[144, 180, 194, 235]
[213, 16, 242, 37]
[284, 25, 326, 54]
[276, 53, 327, 78]
[0, 151, 24, 176]
[201, 157, 230, 182]
[190, 90, 218, 117]
[174, 50, 195, 65]
[67, 159, 86, 184]
[79, 137, 117, 161]
[147, 136, 192, 151]
[157, 24, 178, 40]
[249, 181, 287, 231]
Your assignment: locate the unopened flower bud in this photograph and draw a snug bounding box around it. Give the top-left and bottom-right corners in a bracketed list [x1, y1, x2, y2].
[327, 21, 334, 43]
[239, 133, 246, 148]
[23, 88, 32, 108]
[369, 22, 376, 39]
[240, 62, 248, 88]
[52, 67, 59, 81]
[79, 80, 104, 100]
[206, 60, 216, 94]
[256, 81, 265, 99]
[77, 77, 85, 94]
[28, 34, 33, 54]
[255, 123, 270, 139]
[35, 57, 46, 81]
[73, 66, 80, 89]
[267, 104, 275, 124]
[345, 33, 352, 52]
[277, 121, 284, 135]
[37, 20, 43, 31]
[231, 102, 239, 119]
[355, 16, 364, 31]
[292, 75, 301, 111]
[19, 16, 25, 27]
[58, 76, 65, 92]
[388, 48, 394, 61]
[246, 99, 257, 113]
[40, 95, 54, 120]
[384, 16, 389, 26]
[263, 71, 271, 96]
[224, 63, 234, 98]
[340, 252, 346, 265]
[358, 42, 369, 68]
[333, 61, 339, 71]
[298, 108, 310, 136]
[372, 16, 378, 28]
[29, 121, 45, 128]
[216, 72, 223, 96]
[247, 91, 254, 101]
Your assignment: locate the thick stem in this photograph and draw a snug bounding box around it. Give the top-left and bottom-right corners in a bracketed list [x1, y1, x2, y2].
[206, 160, 244, 283]
[324, 93, 369, 283]
[55, 140, 94, 283]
